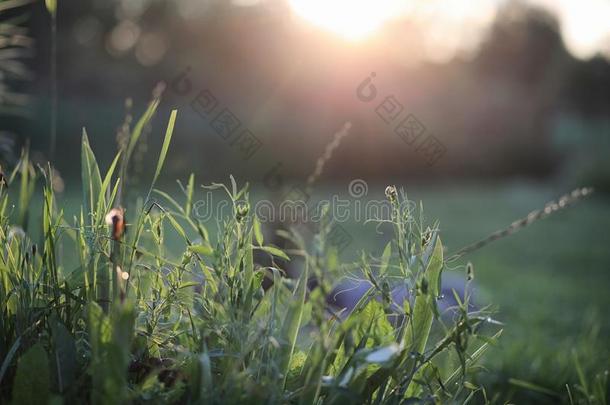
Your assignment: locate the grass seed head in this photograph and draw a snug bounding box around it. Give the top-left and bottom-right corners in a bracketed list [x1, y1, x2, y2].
[0, 168, 7, 189]
[235, 202, 249, 222]
[385, 185, 398, 202]
[106, 207, 126, 240]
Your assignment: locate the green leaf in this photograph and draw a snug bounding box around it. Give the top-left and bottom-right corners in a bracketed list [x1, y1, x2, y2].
[152, 109, 178, 188]
[12, 344, 50, 405]
[95, 151, 122, 224]
[45, 0, 57, 16]
[380, 242, 392, 275]
[287, 351, 307, 380]
[509, 378, 559, 398]
[362, 343, 402, 365]
[153, 189, 186, 213]
[230, 175, 238, 198]
[464, 381, 478, 390]
[441, 331, 501, 395]
[178, 281, 201, 289]
[330, 300, 393, 384]
[52, 321, 77, 393]
[356, 300, 394, 347]
[185, 173, 195, 215]
[363, 238, 444, 399]
[409, 236, 444, 354]
[280, 262, 308, 388]
[402, 240, 444, 399]
[253, 216, 264, 246]
[125, 99, 160, 166]
[81, 129, 103, 224]
[166, 212, 190, 243]
[0, 337, 20, 386]
[101, 304, 136, 404]
[191, 349, 213, 402]
[188, 244, 214, 256]
[16, 148, 36, 229]
[241, 227, 256, 316]
[259, 245, 290, 261]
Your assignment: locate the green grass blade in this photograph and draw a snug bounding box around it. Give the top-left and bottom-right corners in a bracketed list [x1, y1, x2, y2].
[409, 236, 444, 354]
[124, 99, 160, 165]
[81, 129, 102, 223]
[95, 151, 122, 221]
[281, 260, 309, 389]
[150, 109, 178, 193]
[0, 337, 20, 385]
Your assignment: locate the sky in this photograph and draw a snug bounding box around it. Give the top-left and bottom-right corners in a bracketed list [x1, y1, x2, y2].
[281, 0, 610, 60]
[531, 0, 610, 59]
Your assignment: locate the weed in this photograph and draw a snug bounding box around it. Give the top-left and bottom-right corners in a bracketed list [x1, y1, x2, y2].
[0, 106, 500, 404]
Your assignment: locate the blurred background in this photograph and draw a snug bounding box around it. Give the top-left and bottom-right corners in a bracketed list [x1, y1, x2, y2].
[1, 0, 609, 402]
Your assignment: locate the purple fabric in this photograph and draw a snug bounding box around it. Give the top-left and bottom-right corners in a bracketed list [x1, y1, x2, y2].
[328, 272, 474, 318]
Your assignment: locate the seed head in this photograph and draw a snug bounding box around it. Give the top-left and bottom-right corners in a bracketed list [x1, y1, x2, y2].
[0, 168, 7, 189]
[422, 227, 432, 247]
[385, 185, 398, 201]
[235, 202, 249, 222]
[105, 207, 126, 241]
[466, 262, 474, 281]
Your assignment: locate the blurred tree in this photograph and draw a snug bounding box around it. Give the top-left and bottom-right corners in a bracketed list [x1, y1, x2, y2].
[564, 56, 610, 117]
[0, 0, 32, 115]
[0, 0, 33, 166]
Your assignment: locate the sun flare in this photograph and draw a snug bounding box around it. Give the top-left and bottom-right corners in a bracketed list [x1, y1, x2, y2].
[288, 0, 407, 40]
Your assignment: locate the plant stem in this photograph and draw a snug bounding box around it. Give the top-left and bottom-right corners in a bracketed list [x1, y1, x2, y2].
[49, 7, 57, 161]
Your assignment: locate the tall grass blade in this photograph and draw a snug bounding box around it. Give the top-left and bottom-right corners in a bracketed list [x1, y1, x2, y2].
[151, 109, 178, 192]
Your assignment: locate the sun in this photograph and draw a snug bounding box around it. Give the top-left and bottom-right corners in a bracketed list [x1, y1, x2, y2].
[288, 0, 407, 41]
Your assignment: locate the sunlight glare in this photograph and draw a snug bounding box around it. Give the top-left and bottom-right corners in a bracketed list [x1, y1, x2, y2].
[288, 0, 407, 40]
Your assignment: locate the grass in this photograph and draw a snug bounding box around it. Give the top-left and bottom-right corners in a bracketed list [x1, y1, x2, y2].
[305, 181, 610, 403]
[7, 172, 609, 403]
[0, 93, 607, 403]
[400, 183, 610, 403]
[10, 176, 609, 403]
[2, 1, 607, 401]
[0, 105, 510, 404]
